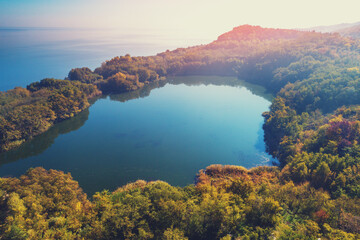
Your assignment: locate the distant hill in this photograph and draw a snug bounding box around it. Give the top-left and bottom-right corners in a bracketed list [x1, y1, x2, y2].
[300, 21, 360, 38]
[216, 24, 304, 41]
[336, 24, 360, 38]
[301, 22, 360, 33]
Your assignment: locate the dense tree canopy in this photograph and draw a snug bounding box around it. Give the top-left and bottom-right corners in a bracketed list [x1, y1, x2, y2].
[0, 79, 100, 152]
[1, 166, 359, 239]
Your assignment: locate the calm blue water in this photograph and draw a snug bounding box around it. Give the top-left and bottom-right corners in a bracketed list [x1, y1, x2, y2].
[0, 29, 273, 195]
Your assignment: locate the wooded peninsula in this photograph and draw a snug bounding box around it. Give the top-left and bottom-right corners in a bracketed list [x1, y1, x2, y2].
[1, 25, 360, 239]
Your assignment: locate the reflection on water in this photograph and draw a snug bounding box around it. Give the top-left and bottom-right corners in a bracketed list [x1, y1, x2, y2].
[0, 109, 89, 168]
[167, 76, 273, 102]
[0, 76, 274, 195]
[108, 75, 273, 104]
[109, 80, 168, 102]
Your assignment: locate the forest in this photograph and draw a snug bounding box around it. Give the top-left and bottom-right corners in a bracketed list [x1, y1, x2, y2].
[1, 25, 360, 239]
[0, 79, 100, 152]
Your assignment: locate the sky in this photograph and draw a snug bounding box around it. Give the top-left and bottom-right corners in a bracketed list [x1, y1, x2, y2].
[1, 0, 360, 38]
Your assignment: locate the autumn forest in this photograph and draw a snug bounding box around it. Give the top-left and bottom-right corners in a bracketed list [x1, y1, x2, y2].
[1, 25, 360, 239]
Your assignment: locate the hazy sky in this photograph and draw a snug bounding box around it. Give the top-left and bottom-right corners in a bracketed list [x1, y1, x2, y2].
[1, 0, 360, 37]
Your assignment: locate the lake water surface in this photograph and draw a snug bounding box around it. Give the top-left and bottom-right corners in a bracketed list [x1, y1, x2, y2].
[0, 29, 273, 195]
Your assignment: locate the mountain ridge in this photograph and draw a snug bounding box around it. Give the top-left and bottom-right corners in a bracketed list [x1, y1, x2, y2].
[299, 21, 360, 38]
